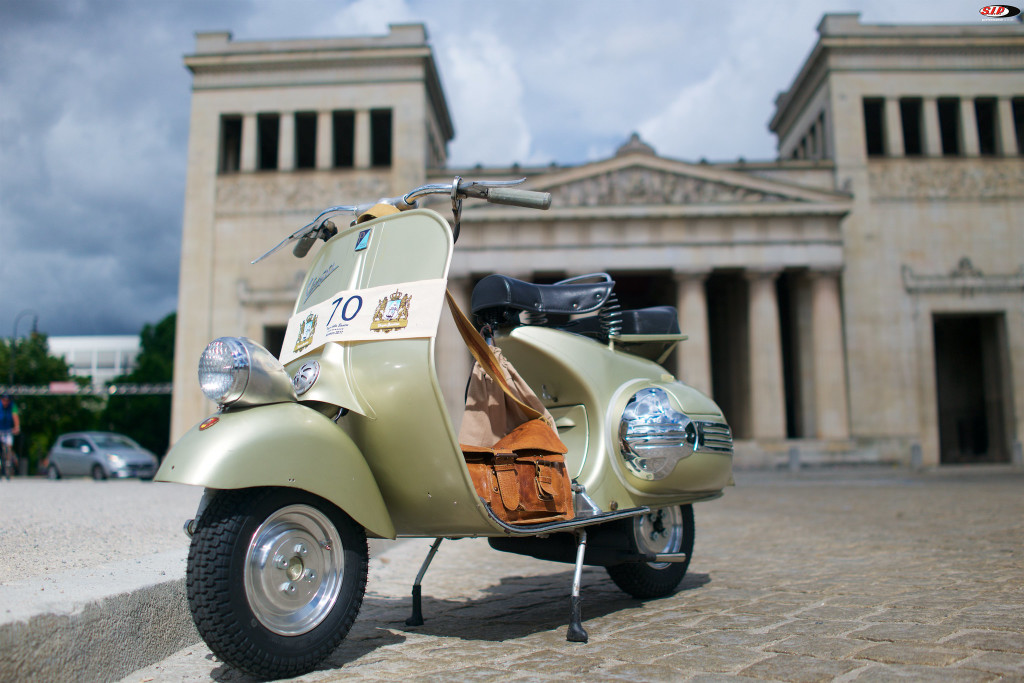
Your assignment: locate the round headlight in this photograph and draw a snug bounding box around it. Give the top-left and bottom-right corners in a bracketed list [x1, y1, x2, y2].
[199, 337, 250, 405]
[619, 387, 696, 480]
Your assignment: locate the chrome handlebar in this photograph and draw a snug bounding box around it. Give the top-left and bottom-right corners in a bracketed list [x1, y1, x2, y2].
[252, 177, 551, 264]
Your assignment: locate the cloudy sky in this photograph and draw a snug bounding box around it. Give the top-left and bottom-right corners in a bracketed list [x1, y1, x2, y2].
[0, 0, 981, 340]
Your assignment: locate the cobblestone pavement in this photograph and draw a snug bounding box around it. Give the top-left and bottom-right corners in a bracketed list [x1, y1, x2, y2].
[122, 467, 1024, 682]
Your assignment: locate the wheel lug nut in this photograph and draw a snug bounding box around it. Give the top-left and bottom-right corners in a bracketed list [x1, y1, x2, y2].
[304, 569, 316, 581]
[280, 582, 296, 594]
[273, 554, 288, 569]
[294, 543, 308, 556]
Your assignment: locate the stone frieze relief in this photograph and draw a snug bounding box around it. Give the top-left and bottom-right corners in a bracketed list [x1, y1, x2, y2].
[216, 173, 391, 214]
[869, 160, 1024, 200]
[544, 167, 789, 207]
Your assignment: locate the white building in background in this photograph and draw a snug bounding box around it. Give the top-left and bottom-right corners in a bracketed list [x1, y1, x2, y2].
[48, 336, 140, 389]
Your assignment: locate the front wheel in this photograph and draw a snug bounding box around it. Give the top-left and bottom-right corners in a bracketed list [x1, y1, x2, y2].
[187, 488, 368, 679]
[606, 504, 695, 599]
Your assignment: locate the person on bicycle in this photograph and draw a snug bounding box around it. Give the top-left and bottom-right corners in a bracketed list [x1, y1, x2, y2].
[0, 394, 20, 480]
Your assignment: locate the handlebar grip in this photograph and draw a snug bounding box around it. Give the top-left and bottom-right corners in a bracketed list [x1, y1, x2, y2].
[485, 188, 552, 210]
[292, 233, 318, 258]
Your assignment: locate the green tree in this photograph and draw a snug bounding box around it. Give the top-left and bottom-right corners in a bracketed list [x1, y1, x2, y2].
[0, 333, 100, 472]
[100, 313, 175, 456]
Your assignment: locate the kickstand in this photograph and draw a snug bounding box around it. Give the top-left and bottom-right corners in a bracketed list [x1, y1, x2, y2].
[566, 529, 589, 643]
[405, 538, 443, 626]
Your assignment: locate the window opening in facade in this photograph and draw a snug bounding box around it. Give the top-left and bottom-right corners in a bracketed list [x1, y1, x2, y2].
[294, 112, 317, 169]
[937, 98, 961, 156]
[257, 113, 280, 170]
[899, 98, 924, 156]
[332, 110, 355, 168]
[974, 98, 998, 156]
[219, 115, 242, 173]
[1012, 97, 1024, 155]
[862, 98, 886, 157]
[370, 109, 393, 167]
[817, 111, 828, 159]
[933, 314, 1012, 464]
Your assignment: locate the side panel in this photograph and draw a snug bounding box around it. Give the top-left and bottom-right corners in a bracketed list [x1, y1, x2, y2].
[155, 403, 395, 539]
[497, 326, 733, 510]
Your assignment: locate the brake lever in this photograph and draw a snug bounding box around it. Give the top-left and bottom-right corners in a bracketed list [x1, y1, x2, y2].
[251, 206, 357, 264]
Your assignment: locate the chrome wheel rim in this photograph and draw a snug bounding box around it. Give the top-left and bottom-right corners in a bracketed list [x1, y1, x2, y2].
[633, 506, 683, 569]
[244, 504, 344, 636]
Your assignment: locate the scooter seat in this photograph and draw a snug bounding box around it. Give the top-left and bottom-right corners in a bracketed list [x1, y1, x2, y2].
[559, 306, 681, 339]
[472, 274, 615, 321]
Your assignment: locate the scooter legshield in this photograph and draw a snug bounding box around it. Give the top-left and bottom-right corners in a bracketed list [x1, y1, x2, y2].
[155, 402, 395, 539]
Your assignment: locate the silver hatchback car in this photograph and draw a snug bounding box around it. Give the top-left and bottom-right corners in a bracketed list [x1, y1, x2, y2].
[46, 432, 159, 480]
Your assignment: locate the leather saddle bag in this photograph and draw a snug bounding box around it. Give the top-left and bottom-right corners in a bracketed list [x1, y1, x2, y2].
[463, 419, 574, 525]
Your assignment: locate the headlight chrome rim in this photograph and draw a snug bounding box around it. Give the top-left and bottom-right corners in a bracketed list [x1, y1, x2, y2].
[199, 337, 251, 406]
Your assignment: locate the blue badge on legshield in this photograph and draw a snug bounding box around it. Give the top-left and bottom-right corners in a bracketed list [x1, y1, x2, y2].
[355, 229, 371, 251]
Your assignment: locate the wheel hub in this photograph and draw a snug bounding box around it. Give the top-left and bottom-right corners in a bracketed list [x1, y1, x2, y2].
[244, 505, 344, 636]
[634, 506, 683, 569]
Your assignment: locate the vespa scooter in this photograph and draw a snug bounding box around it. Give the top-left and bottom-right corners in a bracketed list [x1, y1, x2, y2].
[156, 177, 734, 679]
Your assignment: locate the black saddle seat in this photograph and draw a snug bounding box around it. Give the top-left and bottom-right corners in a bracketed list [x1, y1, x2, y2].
[560, 306, 681, 339]
[472, 274, 615, 322]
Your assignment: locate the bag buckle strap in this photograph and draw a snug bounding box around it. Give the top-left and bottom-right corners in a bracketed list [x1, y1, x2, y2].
[493, 452, 521, 511]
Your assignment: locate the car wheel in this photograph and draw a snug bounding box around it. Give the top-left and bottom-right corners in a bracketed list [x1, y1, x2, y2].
[187, 488, 368, 679]
[47, 464, 61, 480]
[605, 504, 695, 599]
[91, 464, 107, 480]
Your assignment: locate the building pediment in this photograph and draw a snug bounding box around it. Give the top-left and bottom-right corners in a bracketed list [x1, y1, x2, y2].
[543, 164, 792, 207]
[493, 150, 850, 214]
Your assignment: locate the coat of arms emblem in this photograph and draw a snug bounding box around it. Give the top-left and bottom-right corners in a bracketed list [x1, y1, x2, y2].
[370, 290, 412, 333]
[293, 313, 317, 353]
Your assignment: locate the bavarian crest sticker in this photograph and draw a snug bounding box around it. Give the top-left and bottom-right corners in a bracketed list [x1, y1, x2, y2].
[370, 290, 412, 333]
[294, 313, 318, 353]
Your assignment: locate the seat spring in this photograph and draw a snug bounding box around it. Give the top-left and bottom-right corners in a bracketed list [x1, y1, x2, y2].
[599, 295, 623, 340]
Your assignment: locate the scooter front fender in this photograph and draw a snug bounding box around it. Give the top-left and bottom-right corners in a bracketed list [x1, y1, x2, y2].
[155, 402, 395, 539]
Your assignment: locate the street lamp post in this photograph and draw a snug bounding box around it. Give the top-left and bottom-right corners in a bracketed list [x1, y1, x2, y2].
[8, 309, 39, 388]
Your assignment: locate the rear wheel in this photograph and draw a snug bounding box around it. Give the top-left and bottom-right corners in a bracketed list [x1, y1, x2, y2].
[47, 464, 61, 480]
[606, 504, 694, 599]
[187, 488, 368, 679]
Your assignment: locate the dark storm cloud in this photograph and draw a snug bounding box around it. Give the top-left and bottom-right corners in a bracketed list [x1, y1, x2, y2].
[0, 0, 253, 335]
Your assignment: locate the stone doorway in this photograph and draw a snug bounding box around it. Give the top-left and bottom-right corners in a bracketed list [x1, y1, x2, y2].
[933, 313, 1013, 464]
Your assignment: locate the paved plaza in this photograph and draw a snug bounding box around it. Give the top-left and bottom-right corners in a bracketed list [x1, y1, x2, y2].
[118, 467, 1024, 682]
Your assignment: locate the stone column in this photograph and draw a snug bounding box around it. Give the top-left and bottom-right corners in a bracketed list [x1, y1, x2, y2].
[808, 269, 850, 440]
[997, 97, 1019, 156]
[922, 97, 943, 157]
[960, 98, 980, 157]
[316, 111, 333, 170]
[278, 112, 295, 171]
[673, 270, 712, 397]
[355, 109, 372, 168]
[884, 97, 905, 157]
[746, 269, 787, 439]
[240, 113, 258, 172]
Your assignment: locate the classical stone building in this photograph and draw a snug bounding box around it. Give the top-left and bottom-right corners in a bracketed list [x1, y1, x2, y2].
[172, 15, 1024, 468]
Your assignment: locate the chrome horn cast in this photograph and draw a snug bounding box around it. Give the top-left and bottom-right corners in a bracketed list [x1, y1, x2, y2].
[243, 504, 345, 636]
[619, 387, 698, 480]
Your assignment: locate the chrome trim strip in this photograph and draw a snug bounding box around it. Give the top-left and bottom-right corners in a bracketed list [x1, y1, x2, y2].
[483, 505, 651, 537]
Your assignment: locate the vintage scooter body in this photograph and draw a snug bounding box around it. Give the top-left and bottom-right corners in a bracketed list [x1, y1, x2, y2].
[159, 207, 731, 535]
[156, 180, 733, 680]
